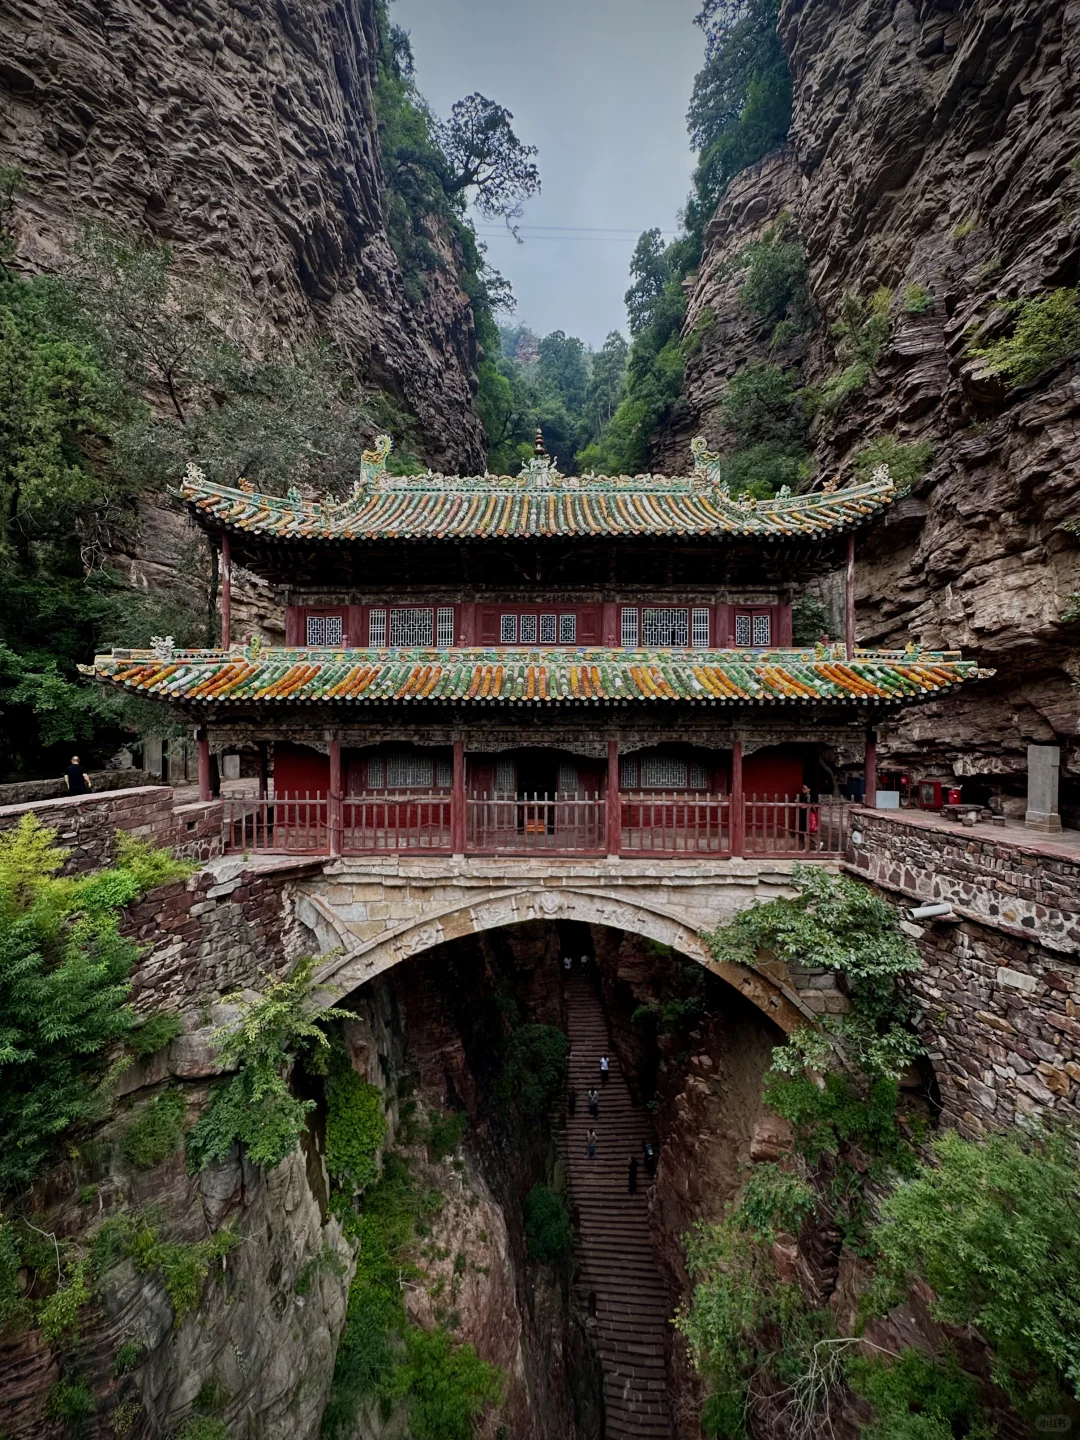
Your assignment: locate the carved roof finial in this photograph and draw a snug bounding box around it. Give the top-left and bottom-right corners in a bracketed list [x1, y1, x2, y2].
[534, 428, 547, 457]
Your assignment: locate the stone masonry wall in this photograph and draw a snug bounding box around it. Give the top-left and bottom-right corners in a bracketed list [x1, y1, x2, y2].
[0, 785, 223, 871]
[850, 810, 1080, 1134]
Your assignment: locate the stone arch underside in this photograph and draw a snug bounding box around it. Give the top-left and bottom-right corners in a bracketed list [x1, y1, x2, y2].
[298, 885, 812, 1033]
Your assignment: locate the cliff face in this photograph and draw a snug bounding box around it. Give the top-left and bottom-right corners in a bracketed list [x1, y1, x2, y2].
[0, 0, 485, 476]
[659, 0, 1080, 812]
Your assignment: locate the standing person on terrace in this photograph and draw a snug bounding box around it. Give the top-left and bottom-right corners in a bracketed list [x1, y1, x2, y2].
[64, 755, 92, 795]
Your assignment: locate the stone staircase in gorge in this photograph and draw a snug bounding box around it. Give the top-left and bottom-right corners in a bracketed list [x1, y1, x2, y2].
[559, 964, 675, 1440]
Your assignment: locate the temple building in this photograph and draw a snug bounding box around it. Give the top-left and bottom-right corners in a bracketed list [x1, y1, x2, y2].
[87, 436, 983, 859]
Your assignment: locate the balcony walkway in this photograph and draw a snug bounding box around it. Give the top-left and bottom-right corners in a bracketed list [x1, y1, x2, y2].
[219, 791, 853, 861]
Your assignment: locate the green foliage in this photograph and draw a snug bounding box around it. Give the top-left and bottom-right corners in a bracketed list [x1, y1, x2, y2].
[38, 1258, 92, 1342]
[902, 282, 934, 315]
[120, 1088, 186, 1170]
[735, 1163, 815, 1242]
[687, 0, 793, 236]
[323, 1153, 442, 1437]
[186, 958, 351, 1173]
[873, 1126, 1080, 1410]
[500, 1024, 569, 1124]
[706, 865, 924, 1080]
[193, 1377, 231, 1413]
[425, 1110, 468, 1163]
[0, 816, 189, 1191]
[173, 1420, 229, 1440]
[848, 1347, 993, 1440]
[0, 1221, 22, 1329]
[819, 288, 892, 414]
[791, 595, 835, 644]
[325, 1060, 387, 1193]
[295, 1242, 347, 1296]
[94, 1212, 240, 1328]
[389, 1326, 504, 1440]
[113, 1341, 143, 1375]
[969, 286, 1080, 388]
[522, 1185, 573, 1264]
[952, 212, 979, 241]
[127, 1010, 184, 1059]
[732, 213, 812, 343]
[678, 1216, 830, 1439]
[853, 435, 934, 493]
[720, 362, 811, 450]
[46, 1376, 94, 1430]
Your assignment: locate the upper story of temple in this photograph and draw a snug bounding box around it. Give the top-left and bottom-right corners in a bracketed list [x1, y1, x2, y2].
[176, 434, 899, 655]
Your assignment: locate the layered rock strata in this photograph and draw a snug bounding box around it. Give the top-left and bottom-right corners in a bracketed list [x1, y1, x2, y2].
[657, 0, 1080, 811]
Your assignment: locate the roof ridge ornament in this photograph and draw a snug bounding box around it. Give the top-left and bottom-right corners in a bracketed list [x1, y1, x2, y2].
[690, 435, 729, 497]
[358, 434, 394, 491]
[520, 429, 562, 486]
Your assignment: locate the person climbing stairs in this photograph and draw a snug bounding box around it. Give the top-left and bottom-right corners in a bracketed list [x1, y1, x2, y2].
[559, 963, 674, 1439]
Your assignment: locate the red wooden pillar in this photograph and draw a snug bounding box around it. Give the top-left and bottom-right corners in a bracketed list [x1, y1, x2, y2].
[328, 737, 342, 855]
[730, 739, 744, 857]
[221, 532, 232, 649]
[845, 531, 856, 661]
[197, 730, 212, 802]
[864, 729, 878, 810]
[606, 739, 621, 856]
[257, 742, 269, 801]
[452, 738, 466, 855]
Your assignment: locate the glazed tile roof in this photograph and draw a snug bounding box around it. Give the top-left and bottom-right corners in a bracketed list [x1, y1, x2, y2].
[176, 439, 897, 545]
[86, 646, 984, 709]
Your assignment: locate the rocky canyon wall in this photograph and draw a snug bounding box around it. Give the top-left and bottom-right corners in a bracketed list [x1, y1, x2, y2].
[658, 0, 1080, 813]
[0, 0, 486, 641]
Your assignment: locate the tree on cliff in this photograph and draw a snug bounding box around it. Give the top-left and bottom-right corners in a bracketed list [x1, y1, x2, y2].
[687, 0, 793, 233]
[435, 93, 540, 226]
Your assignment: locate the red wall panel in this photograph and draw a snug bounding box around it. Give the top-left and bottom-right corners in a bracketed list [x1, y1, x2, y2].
[743, 748, 806, 800]
[275, 742, 330, 797]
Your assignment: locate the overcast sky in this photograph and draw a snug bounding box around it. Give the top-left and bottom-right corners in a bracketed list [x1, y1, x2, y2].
[392, 0, 704, 349]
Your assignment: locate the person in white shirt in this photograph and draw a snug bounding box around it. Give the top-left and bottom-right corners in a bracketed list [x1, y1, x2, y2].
[599, 1054, 610, 1086]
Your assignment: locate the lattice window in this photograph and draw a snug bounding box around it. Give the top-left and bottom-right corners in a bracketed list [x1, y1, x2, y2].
[540, 614, 557, 643]
[368, 608, 387, 648]
[692, 608, 710, 649]
[559, 613, 577, 644]
[435, 756, 452, 788]
[306, 614, 343, 647]
[495, 756, 516, 793]
[688, 761, 708, 790]
[500, 613, 518, 643]
[436, 607, 455, 648]
[520, 613, 538, 644]
[621, 607, 639, 648]
[366, 754, 385, 789]
[386, 750, 433, 788]
[642, 607, 688, 647]
[734, 613, 752, 647]
[641, 753, 688, 789]
[389, 608, 433, 647]
[753, 613, 771, 647]
[557, 760, 578, 795]
[619, 755, 639, 787]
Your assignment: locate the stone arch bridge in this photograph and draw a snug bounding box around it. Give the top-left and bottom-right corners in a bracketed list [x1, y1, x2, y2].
[292, 854, 847, 1033]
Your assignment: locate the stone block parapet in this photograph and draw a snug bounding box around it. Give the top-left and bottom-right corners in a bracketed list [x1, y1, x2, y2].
[849, 808, 1080, 955]
[848, 808, 1080, 1135]
[0, 786, 224, 872]
[0, 769, 156, 807]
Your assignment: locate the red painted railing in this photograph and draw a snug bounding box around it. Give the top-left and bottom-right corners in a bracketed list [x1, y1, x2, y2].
[221, 791, 852, 859]
[621, 793, 731, 854]
[342, 793, 452, 852]
[223, 793, 328, 854]
[466, 794, 607, 853]
[743, 797, 851, 855]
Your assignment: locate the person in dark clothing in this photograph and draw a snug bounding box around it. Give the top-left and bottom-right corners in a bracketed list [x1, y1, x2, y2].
[642, 1140, 658, 1177]
[567, 1086, 577, 1116]
[587, 1087, 599, 1119]
[628, 1156, 639, 1195]
[64, 756, 91, 795]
